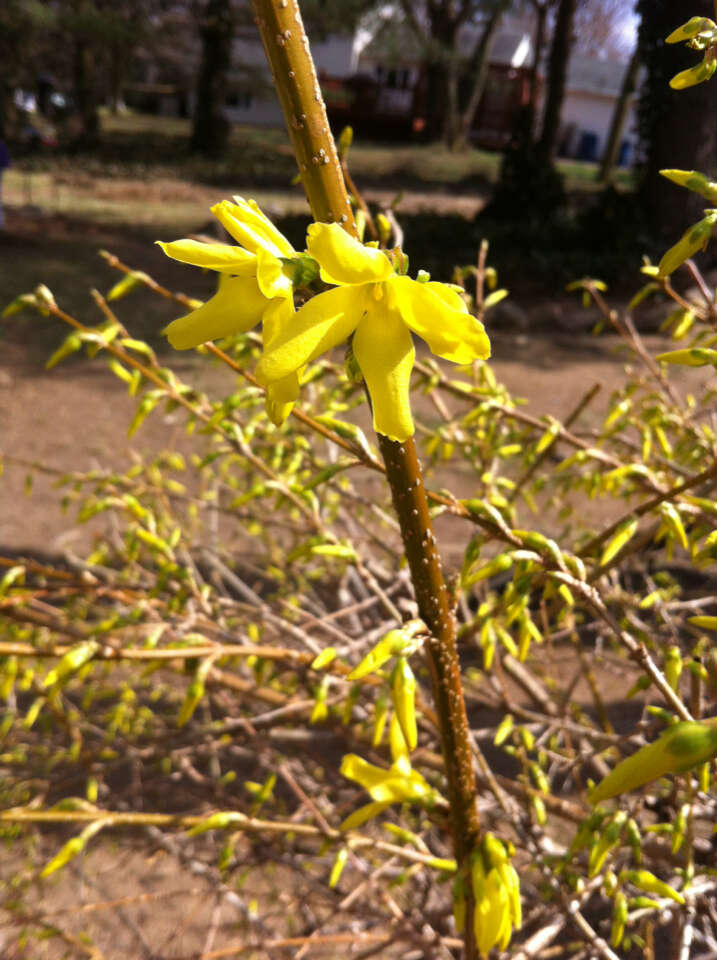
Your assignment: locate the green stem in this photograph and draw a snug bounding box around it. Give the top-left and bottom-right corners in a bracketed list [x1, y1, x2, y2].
[251, 1, 481, 954]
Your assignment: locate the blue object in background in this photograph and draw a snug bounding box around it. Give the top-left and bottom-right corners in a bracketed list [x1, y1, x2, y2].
[577, 130, 599, 162]
[618, 140, 632, 167]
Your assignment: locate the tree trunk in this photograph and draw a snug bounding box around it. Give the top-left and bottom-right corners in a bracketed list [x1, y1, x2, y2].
[637, 0, 717, 240]
[190, 0, 235, 157]
[599, 42, 640, 184]
[422, 4, 461, 143]
[528, 0, 548, 120]
[451, 0, 512, 151]
[110, 38, 122, 115]
[443, 55, 461, 148]
[537, 0, 576, 160]
[73, 36, 100, 147]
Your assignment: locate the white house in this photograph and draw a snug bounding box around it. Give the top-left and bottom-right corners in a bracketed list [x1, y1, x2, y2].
[219, 8, 638, 164]
[559, 57, 638, 165]
[224, 27, 360, 126]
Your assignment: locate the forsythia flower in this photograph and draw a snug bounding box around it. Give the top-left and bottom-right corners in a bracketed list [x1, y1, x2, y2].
[256, 222, 491, 441]
[470, 834, 521, 956]
[157, 197, 299, 424]
[338, 750, 443, 831]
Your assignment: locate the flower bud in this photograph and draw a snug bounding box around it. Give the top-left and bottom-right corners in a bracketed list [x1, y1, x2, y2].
[470, 835, 521, 956]
[390, 658, 417, 751]
[623, 869, 685, 905]
[611, 891, 628, 947]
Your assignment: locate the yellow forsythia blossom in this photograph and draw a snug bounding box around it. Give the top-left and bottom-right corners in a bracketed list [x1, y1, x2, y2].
[157, 197, 299, 424]
[256, 222, 490, 441]
[471, 833, 521, 956]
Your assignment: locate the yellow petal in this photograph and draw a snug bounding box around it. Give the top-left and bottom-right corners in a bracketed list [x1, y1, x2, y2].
[261, 300, 299, 425]
[353, 303, 415, 441]
[256, 285, 365, 386]
[262, 297, 294, 346]
[164, 276, 268, 349]
[393, 276, 491, 364]
[212, 198, 294, 258]
[474, 870, 508, 956]
[256, 248, 293, 300]
[307, 222, 393, 285]
[340, 801, 392, 831]
[266, 385, 296, 426]
[265, 366, 300, 426]
[156, 239, 257, 275]
[425, 281, 469, 313]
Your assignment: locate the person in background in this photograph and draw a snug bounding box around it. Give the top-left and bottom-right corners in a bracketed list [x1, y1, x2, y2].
[0, 133, 10, 230]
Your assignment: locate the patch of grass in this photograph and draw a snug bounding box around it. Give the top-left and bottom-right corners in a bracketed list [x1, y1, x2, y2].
[13, 110, 631, 195]
[4, 169, 310, 236]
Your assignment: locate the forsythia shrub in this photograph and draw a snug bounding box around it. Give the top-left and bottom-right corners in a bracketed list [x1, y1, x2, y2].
[1, 8, 716, 959]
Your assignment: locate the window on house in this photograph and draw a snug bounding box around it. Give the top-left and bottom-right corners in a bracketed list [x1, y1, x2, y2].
[226, 90, 253, 109]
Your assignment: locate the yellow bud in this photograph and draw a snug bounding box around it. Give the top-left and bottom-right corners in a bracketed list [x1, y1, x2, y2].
[624, 869, 685, 904]
[470, 836, 521, 955]
[603, 870, 618, 897]
[329, 847, 348, 888]
[311, 648, 337, 670]
[372, 691, 388, 747]
[664, 645, 683, 691]
[390, 658, 418, 751]
[376, 213, 392, 246]
[611, 891, 628, 947]
[471, 848, 487, 902]
[452, 876, 466, 934]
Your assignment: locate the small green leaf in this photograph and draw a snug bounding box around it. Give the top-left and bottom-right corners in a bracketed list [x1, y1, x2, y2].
[658, 502, 688, 550]
[0, 565, 25, 596]
[482, 289, 508, 310]
[41, 821, 106, 877]
[187, 811, 246, 836]
[666, 16, 716, 43]
[658, 212, 717, 276]
[311, 648, 337, 670]
[106, 271, 150, 302]
[43, 641, 100, 689]
[656, 347, 717, 367]
[660, 168, 717, 203]
[2, 293, 39, 318]
[600, 517, 638, 567]
[670, 58, 717, 90]
[688, 615, 717, 630]
[348, 622, 423, 681]
[46, 333, 83, 369]
[329, 847, 348, 888]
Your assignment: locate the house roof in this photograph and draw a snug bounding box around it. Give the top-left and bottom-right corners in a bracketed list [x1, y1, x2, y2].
[348, 10, 635, 100]
[563, 57, 633, 99]
[357, 13, 532, 68]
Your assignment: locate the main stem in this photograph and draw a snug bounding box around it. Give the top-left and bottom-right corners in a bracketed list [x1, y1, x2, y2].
[251, 2, 481, 954]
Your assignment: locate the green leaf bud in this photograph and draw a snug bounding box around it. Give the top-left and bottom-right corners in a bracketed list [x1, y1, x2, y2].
[329, 847, 349, 888]
[624, 869, 684, 904]
[590, 719, 717, 803]
[611, 891, 628, 947]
